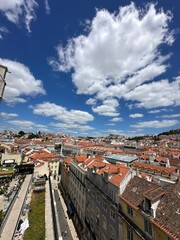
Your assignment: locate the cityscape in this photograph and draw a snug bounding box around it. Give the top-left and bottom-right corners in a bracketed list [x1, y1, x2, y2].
[0, 130, 179, 239]
[0, 0, 180, 240]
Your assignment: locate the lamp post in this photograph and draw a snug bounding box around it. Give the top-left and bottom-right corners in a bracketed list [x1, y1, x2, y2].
[0, 64, 8, 101]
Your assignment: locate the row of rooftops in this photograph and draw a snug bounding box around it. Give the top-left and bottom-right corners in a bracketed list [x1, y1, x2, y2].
[121, 176, 180, 239]
[64, 153, 180, 239]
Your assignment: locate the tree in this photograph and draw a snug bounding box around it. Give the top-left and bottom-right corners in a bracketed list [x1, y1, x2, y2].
[18, 131, 25, 136]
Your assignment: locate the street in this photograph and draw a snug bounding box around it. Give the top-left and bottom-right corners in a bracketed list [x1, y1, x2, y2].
[54, 189, 73, 240]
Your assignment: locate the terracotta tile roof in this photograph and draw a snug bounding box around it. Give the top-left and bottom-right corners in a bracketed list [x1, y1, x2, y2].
[121, 176, 159, 207]
[169, 158, 180, 167]
[143, 187, 165, 201]
[87, 160, 106, 169]
[155, 156, 167, 162]
[140, 155, 149, 160]
[33, 140, 55, 145]
[29, 152, 58, 161]
[132, 162, 176, 175]
[64, 157, 73, 166]
[152, 182, 180, 239]
[75, 154, 88, 163]
[109, 167, 130, 187]
[98, 164, 120, 174]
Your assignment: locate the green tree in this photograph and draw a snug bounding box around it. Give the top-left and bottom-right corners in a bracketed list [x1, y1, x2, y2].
[18, 131, 25, 136]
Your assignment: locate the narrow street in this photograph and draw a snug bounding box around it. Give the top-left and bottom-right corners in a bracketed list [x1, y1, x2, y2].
[54, 186, 74, 240]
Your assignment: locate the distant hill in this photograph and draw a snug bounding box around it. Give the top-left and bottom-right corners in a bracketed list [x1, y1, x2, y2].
[158, 129, 180, 136]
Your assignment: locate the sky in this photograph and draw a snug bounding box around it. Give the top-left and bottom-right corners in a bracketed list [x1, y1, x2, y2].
[0, 0, 179, 137]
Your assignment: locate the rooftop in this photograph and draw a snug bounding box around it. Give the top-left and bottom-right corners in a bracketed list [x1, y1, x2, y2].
[106, 154, 138, 163]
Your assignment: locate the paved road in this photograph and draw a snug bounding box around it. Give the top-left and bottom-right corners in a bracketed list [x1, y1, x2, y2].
[54, 189, 73, 240]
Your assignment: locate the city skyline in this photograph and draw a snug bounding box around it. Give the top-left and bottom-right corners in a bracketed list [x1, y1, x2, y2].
[0, 0, 180, 136]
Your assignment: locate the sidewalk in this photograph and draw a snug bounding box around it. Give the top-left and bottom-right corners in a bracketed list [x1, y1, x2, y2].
[52, 180, 79, 240]
[45, 180, 54, 240]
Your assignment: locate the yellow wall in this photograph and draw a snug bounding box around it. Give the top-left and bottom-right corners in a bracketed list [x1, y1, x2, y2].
[120, 199, 169, 240]
[49, 161, 59, 176]
[153, 226, 169, 240]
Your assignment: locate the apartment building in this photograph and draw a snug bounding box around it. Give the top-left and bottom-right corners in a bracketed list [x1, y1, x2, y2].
[119, 176, 180, 240]
[60, 153, 180, 240]
[85, 162, 132, 240]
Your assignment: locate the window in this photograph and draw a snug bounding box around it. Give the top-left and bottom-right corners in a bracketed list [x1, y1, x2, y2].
[127, 205, 133, 217]
[102, 215, 107, 231]
[96, 207, 100, 228]
[127, 225, 133, 240]
[144, 219, 152, 236]
[102, 198, 107, 211]
[96, 193, 101, 203]
[109, 225, 116, 240]
[110, 207, 116, 221]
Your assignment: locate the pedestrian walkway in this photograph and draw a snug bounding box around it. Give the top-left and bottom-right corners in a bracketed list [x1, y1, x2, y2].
[45, 180, 54, 240]
[0, 174, 32, 240]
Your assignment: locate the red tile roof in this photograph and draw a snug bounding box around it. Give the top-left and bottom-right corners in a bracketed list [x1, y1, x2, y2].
[132, 162, 176, 175]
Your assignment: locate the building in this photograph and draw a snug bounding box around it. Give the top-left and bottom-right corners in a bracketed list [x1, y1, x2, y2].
[105, 154, 138, 166]
[85, 161, 132, 240]
[119, 176, 180, 240]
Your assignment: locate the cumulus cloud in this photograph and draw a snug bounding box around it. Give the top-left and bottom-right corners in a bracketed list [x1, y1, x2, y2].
[157, 114, 180, 118]
[131, 119, 179, 129]
[124, 78, 180, 108]
[92, 98, 119, 116]
[8, 120, 49, 131]
[50, 3, 176, 115]
[110, 117, 123, 122]
[0, 0, 38, 32]
[0, 58, 45, 104]
[105, 123, 115, 126]
[148, 108, 172, 114]
[0, 26, 9, 39]
[104, 129, 125, 135]
[0, 112, 18, 119]
[129, 113, 143, 118]
[8, 120, 35, 128]
[33, 102, 94, 124]
[50, 122, 94, 132]
[44, 0, 50, 15]
[86, 98, 97, 106]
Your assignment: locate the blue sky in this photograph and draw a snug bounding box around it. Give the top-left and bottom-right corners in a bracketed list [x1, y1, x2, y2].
[0, 0, 179, 137]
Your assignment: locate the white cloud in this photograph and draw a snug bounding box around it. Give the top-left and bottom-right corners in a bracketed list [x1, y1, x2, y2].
[148, 108, 172, 114]
[50, 3, 175, 115]
[129, 113, 143, 118]
[105, 123, 115, 126]
[124, 78, 180, 108]
[148, 109, 161, 114]
[86, 98, 97, 106]
[0, 112, 18, 119]
[32, 102, 94, 125]
[110, 117, 123, 122]
[8, 120, 34, 128]
[131, 119, 179, 129]
[44, 0, 50, 15]
[0, 0, 38, 32]
[92, 98, 119, 116]
[0, 58, 45, 104]
[51, 122, 94, 132]
[8, 120, 49, 131]
[0, 25, 9, 39]
[157, 114, 180, 118]
[104, 129, 124, 135]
